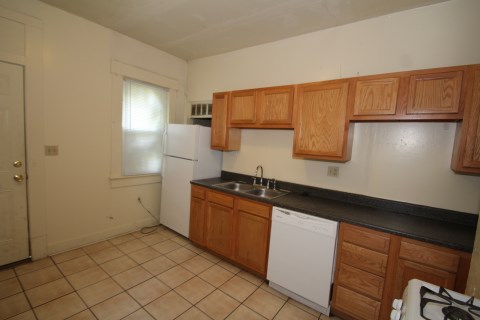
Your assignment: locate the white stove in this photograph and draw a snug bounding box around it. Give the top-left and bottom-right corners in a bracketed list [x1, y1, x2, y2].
[391, 279, 480, 320]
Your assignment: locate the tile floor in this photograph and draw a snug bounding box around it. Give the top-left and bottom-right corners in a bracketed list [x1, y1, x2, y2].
[0, 226, 341, 320]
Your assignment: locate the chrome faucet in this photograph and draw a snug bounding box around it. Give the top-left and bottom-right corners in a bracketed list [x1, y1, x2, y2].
[254, 165, 264, 186]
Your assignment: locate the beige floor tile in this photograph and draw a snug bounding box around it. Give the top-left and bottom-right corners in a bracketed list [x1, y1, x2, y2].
[165, 247, 197, 264]
[170, 236, 190, 246]
[181, 255, 214, 275]
[77, 278, 123, 307]
[0, 292, 30, 320]
[220, 276, 257, 302]
[88, 246, 124, 264]
[319, 314, 342, 320]
[18, 265, 63, 290]
[15, 258, 54, 276]
[152, 240, 182, 254]
[142, 256, 177, 275]
[217, 260, 241, 274]
[25, 278, 74, 307]
[116, 239, 148, 254]
[157, 265, 195, 289]
[113, 266, 152, 290]
[109, 233, 136, 245]
[244, 288, 286, 320]
[158, 228, 179, 239]
[184, 244, 204, 254]
[197, 290, 240, 320]
[0, 277, 22, 299]
[260, 283, 288, 301]
[288, 298, 321, 317]
[144, 291, 191, 320]
[200, 252, 221, 263]
[199, 265, 234, 287]
[175, 277, 215, 304]
[130, 230, 151, 238]
[90, 292, 140, 320]
[67, 309, 96, 320]
[66, 266, 109, 290]
[227, 305, 266, 320]
[0, 269, 16, 282]
[122, 308, 154, 320]
[34, 292, 86, 320]
[128, 278, 171, 306]
[176, 307, 212, 320]
[52, 248, 86, 264]
[237, 270, 263, 286]
[100, 255, 137, 276]
[274, 302, 317, 320]
[57, 255, 97, 276]
[82, 241, 113, 254]
[7, 310, 36, 320]
[128, 246, 162, 264]
[139, 233, 168, 246]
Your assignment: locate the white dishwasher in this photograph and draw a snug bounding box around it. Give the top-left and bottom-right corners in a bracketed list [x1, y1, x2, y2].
[267, 206, 338, 315]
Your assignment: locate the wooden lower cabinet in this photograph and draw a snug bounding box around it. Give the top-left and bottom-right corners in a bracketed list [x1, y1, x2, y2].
[189, 185, 272, 277]
[332, 223, 471, 320]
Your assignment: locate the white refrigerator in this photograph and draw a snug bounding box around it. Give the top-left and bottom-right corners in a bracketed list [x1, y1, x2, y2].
[160, 124, 222, 237]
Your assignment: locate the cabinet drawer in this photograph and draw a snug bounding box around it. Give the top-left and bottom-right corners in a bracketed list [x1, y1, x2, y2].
[237, 199, 271, 219]
[207, 191, 234, 208]
[341, 242, 388, 276]
[399, 240, 460, 273]
[342, 224, 390, 253]
[337, 263, 385, 300]
[334, 285, 381, 320]
[191, 185, 206, 200]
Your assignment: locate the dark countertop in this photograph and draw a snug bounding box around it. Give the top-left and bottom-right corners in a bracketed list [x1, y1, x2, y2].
[191, 175, 477, 253]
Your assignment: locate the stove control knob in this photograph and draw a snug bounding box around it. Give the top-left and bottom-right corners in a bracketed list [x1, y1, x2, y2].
[390, 309, 401, 320]
[392, 299, 403, 310]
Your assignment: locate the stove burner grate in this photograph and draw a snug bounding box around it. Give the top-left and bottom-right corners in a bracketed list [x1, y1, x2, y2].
[420, 286, 480, 320]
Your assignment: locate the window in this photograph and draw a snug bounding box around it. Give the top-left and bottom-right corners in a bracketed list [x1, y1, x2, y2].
[110, 60, 178, 187]
[122, 79, 168, 176]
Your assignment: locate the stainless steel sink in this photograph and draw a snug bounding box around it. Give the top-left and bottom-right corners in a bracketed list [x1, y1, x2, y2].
[214, 181, 288, 200]
[213, 181, 255, 192]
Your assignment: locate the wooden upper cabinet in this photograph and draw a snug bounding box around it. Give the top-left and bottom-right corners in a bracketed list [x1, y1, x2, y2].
[407, 70, 463, 114]
[256, 85, 295, 127]
[452, 65, 480, 174]
[229, 90, 256, 125]
[352, 77, 400, 116]
[228, 85, 295, 128]
[293, 81, 353, 161]
[211, 92, 241, 151]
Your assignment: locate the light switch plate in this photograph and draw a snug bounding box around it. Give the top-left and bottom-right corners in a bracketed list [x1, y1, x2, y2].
[45, 145, 59, 156]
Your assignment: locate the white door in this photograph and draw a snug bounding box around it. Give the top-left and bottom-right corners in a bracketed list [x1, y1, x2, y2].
[0, 61, 29, 266]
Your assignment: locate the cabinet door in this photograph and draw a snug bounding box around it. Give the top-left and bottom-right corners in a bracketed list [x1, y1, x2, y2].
[234, 211, 270, 275]
[211, 92, 241, 151]
[229, 90, 256, 125]
[257, 85, 295, 127]
[353, 77, 399, 116]
[407, 71, 463, 114]
[205, 202, 234, 258]
[394, 259, 456, 298]
[189, 196, 206, 246]
[293, 81, 351, 161]
[334, 286, 381, 320]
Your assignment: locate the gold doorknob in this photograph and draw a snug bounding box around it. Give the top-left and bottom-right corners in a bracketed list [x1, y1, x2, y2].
[13, 160, 23, 167]
[13, 174, 24, 182]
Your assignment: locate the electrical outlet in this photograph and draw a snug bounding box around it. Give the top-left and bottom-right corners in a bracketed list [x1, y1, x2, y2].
[45, 145, 59, 156]
[327, 166, 339, 177]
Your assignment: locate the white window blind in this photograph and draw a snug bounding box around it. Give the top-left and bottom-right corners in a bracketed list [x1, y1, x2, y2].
[122, 78, 168, 176]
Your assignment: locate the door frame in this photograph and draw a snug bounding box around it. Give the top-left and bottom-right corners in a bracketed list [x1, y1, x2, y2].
[0, 6, 47, 260]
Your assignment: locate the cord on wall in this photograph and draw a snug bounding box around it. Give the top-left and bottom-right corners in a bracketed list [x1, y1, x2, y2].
[137, 197, 160, 234]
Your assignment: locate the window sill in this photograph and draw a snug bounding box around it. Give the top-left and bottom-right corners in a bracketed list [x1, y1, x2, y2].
[110, 174, 162, 188]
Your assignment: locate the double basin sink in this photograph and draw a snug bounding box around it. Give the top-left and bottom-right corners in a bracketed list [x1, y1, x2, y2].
[213, 181, 288, 200]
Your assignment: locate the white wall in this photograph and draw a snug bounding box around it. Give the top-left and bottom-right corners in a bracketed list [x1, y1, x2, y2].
[188, 0, 480, 214]
[0, 0, 188, 255]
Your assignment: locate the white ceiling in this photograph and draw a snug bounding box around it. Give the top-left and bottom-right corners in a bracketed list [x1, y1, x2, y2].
[40, 0, 448, 61]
